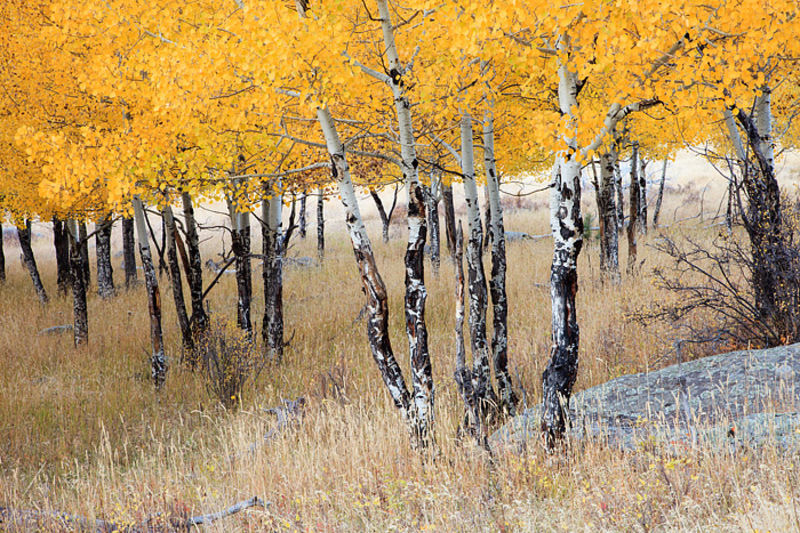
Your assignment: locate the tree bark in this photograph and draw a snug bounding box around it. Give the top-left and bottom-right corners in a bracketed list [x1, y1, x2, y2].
[370, 189, 392, 243]
[0, 222, 5, 283]
[162, 204, 193, 354]
[67, 220, 88, 346]
[638, 155, 648, 234]
[227, 194, 252, 337]
[653, 159, 667, 227]
[317, 106, 412, 420]
[316, 190, 325, 261]
[79, 222, 90, 287]
[541, 56, 584, 446]
[262, 188, 284, 363]
[729, 89, 794, 341]
[95, 215, 115, 299]
[452, 222, 484, 443]
[53, 216, 71, 295]
[461, 113, 497, 415]
[484, 111, 517, 416]
[598, 150, 621, 282]
[376, 0, 433, 443]
[614, 158, 624, 230]
[627, 141, 640, 274]
[122, 217, 137, 288]
[298, 192, 307, 239]
[181, 192, 208, 339]
[442, 183, 457, 261]
[133, 195, 167, 388]
[426, 180, 441, 274]
[17, 221, 48, 304]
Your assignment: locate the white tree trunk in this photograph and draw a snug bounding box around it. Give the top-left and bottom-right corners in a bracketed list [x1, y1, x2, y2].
[541, 51, 584, 445]
[316, 106, 413, 424]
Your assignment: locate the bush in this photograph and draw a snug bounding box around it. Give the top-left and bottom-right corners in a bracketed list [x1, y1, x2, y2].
[197, 318, 266, 409]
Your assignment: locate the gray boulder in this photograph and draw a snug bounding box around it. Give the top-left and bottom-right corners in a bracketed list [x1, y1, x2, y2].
[493, 343, 800, 451]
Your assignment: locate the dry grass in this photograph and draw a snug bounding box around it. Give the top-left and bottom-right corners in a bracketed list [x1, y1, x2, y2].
[1, 186, 799, 532]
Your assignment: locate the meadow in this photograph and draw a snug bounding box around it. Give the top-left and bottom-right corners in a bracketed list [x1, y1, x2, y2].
[1, 173, 799, 532]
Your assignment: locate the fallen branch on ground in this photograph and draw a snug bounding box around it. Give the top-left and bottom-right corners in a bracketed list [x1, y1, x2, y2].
[0, 496, 267, 532]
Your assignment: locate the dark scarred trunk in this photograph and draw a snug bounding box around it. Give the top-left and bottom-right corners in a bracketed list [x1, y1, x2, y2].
[316, 191, 325, 261]
[639, 156, 648, 234]
[541, 157, 584, 446]
[67, 220, 88, 346]
[541, 59, 585, 446]
[733, 91, 796, 342]
[461, 114, 497, 416]
[133, 196, 166, 388]
[317, 106, 412, 420]
[598, 150, 621, 282]
[484, 113, 517, 416]
[163, 204, 193, 354]
[230, 218, 253, 336]
[17, 221, 48, 304]
[442, 183, 457, 261]
[181, 192, 208, 338]
[122, 217, 137, 289]
[53, 217, 71, 295]
[95, 215, 115, 299]
[627, 141, 640, 274]
[79, 222, 90, 288]
[262, 189, 284, 363]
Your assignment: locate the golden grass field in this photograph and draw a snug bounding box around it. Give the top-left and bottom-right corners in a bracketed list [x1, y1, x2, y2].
[1, 167, 800, 531]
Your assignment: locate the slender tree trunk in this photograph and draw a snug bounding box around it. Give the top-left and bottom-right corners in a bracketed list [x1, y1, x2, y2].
[598, 150, 621, 282]
[298, 192, 307, 239]
[17, 221, 48, 304]
[67, 220, 88, 346]
[614, 158, 624, 230]
[133, 195, 166, 388]
[452, 222, 484, 444]
[163, 204, 193, 354]
[122, 217, 137, 288]
[316, 191, 325, 261]
[627, 142, 640, 274]
[442, 183, 457, 261]
[262, 188, 284, 362]
[53, 216, 71, 295]
[639, 156, 648, 234]
[227, 199, 252, 337]
[370, 189, 392, 243]
[484, 111, 517, 416]
[377, 0, 433, 443]
[181, 192, 208, 340]
[653, 159, 667, 227]
[461, 113, 497, 415]
[426, 183, 441, 273]
[317, 106, 412, 420]
[729, 89, 794, 341]
[95, 215, 115, 299]
[0, 222, 5, 283]
[541, 57, 584, 446]
[79, 222, 90, 288]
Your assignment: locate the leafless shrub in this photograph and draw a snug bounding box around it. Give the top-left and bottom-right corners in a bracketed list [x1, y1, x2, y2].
[197, 317, 266, 409]
[635, 222, 800, 350]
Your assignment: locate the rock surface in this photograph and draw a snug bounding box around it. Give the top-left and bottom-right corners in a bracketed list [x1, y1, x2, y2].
[493, 344, 800, 451]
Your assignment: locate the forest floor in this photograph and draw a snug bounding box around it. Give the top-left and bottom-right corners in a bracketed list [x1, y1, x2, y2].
[2, 165, 800, 531]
